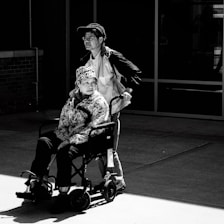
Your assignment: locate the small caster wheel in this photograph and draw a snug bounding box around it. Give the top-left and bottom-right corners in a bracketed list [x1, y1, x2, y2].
[101, 180, 117, 202]
[69, 189, 91, 212]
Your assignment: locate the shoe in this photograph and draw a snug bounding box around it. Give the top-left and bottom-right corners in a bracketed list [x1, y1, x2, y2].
[115, 178, 126, 193]
[116, 182, 126, 192]
[16, 192, 35, 200]
[16, 179, 52, 201]
[16, 181, 36, 201]
[50, 193, 70, 214]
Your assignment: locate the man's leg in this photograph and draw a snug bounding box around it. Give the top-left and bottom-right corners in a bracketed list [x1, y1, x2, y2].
[113, 113, 126, 190]
[97, 112, 126, 190]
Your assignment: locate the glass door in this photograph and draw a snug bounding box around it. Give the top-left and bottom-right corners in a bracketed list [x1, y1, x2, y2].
[158, 0, 223, 116]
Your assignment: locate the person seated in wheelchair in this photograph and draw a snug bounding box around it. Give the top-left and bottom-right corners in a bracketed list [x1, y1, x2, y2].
[17, 65, 109, 213]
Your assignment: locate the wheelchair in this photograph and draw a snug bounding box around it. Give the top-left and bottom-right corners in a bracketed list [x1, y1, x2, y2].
[16, 91, 131, 212]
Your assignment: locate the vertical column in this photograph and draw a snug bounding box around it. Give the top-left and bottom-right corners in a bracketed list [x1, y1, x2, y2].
[93, 0, 97, 22]
[154, 0, 159, 112]
[29, 0, 39, 111]
[222, 0, 224, 117]
[29, 0, 32, 48]
[65, 0, 70, 95]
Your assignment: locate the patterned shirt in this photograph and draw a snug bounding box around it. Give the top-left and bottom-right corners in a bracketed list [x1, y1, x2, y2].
[55, 90, 109, 145]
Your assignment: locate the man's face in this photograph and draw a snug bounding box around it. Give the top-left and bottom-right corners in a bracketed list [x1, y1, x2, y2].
[82, 31, 101, 51]
[78, 78, 97, 95]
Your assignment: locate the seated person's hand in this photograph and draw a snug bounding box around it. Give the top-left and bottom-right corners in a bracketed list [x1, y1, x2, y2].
[40, 137, 53, 148]
[58, 140, 69, 150]
[68, 145, 79, 158]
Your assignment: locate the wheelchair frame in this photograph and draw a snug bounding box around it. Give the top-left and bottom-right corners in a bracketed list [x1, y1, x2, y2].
[16, 92, 127, 212]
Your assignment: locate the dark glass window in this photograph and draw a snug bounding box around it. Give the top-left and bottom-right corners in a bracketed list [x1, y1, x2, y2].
[159, 0, 223, 81]
[0, 0, 29, 50]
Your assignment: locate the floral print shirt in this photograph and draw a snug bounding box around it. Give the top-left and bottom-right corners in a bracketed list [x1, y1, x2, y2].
[55, 90, 109, 145]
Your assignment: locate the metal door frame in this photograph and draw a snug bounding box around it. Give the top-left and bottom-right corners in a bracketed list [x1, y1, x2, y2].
[92, 0, 224, 120]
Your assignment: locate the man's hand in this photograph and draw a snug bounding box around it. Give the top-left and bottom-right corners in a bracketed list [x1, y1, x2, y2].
[122, 91, 132, 101]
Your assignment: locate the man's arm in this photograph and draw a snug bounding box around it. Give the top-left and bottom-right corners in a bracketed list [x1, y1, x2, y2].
[109, 50, 142, 87]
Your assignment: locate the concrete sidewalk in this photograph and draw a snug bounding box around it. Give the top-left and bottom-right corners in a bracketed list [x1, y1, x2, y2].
[1, 110, 224, 223]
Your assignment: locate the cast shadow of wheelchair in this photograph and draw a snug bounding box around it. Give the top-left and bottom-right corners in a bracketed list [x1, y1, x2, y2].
[0, 194, 111, 223]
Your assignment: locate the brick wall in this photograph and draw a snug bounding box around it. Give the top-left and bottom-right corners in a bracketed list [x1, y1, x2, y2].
[0, 50, 43, 114]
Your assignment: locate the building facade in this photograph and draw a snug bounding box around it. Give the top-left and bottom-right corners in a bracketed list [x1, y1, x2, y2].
[0, 0, 223, 120]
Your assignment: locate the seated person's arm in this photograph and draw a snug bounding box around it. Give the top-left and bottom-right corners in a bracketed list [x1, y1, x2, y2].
[69, 98, 109, 145]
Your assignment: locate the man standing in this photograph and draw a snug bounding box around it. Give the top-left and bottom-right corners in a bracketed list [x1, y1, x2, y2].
[76, 23, 142, 191]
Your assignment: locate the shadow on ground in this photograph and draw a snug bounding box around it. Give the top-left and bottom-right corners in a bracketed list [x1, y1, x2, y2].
[1, 111, 224, 210]
[0, 198, 83, 223]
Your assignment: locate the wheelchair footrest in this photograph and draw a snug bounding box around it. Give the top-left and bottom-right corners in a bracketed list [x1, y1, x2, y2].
[16, 192, 35, 200]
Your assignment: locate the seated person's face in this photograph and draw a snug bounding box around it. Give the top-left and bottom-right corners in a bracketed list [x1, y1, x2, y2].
[78, 78, 97, 96]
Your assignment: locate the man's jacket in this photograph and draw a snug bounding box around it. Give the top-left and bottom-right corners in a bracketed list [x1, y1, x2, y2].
[79, 46, 142, 88]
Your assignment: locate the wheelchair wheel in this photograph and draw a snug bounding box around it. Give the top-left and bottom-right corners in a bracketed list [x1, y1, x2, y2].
[69, 189, 91, 212]
[101, 180, 117, 202]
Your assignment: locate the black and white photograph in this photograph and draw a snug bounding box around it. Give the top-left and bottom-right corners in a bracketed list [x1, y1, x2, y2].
[0, 0, 224, 223]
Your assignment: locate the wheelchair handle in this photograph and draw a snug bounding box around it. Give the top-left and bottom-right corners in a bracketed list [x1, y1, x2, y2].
[109, 88, 133, 115]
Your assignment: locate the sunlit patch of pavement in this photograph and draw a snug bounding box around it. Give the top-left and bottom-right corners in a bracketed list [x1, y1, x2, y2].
[1, 174, 224, 224]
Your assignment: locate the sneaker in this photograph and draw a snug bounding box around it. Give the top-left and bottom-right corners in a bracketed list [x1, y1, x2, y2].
[116, 181, 126, 192]
[50, 193, 70, 214]
[16, 191, 35, 201]
[16, 179, 52, 201]
[16, 181, 37, 201]
[115, 177, 126, 192]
